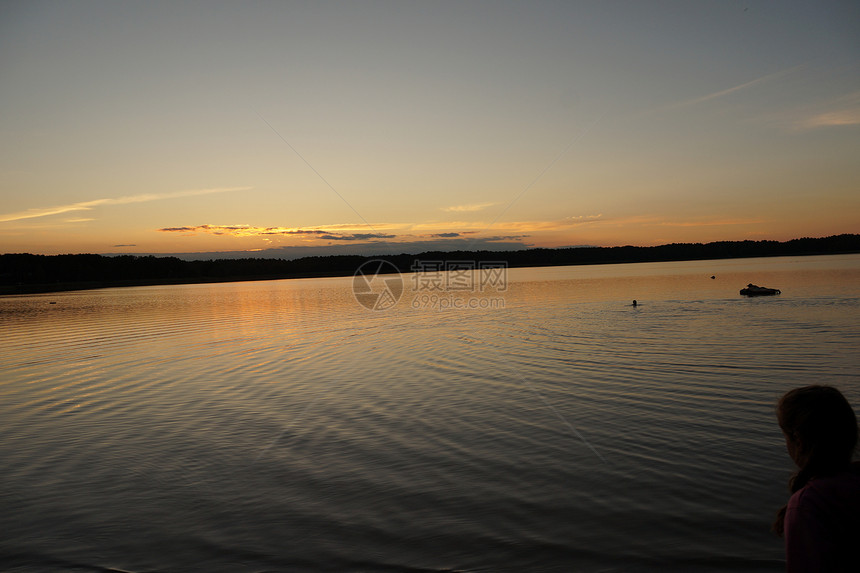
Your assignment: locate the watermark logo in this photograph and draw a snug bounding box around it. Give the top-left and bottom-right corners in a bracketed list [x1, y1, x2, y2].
[352, 259, 404, 310]
[409, 260, 507, 311]
[353, 258, 507, 311]
[410, 260, 507, 292]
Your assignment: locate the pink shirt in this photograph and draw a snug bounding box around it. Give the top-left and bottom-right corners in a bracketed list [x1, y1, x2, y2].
[784, 469, 860, 572]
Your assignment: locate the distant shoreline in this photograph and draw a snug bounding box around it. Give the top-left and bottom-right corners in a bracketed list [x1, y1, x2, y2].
[1, 234, 858, 296]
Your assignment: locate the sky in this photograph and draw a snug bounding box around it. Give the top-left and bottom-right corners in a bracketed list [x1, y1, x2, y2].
[1, 0, 858, 259]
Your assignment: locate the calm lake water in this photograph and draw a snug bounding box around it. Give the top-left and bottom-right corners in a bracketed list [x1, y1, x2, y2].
[2, 254, 859, 572]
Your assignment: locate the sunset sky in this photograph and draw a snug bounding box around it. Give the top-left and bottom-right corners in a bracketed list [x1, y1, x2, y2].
[1, 1, 858, 259]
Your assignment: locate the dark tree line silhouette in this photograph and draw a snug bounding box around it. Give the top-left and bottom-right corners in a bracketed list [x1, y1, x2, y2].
[1, 234, 858, 294]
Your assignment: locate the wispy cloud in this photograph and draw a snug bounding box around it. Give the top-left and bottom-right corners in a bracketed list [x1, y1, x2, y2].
[157, 213, 757, 242]
[564, 214, 603, 224]
[0, 187, 250, 223]
[323, 233, 396, 241]
[413, 214, 603, 233]
[431, 232, 465, 238]
[800, 109, 860, 128]
[158, 224, 395, 241]
[570, 214, 765, 229]
[158, 215, 605, 244]
[793, 91, 860, 130]
[442, 202, 497, 213]
[657, 217, 765, 227]
[661, 67, 799, 111]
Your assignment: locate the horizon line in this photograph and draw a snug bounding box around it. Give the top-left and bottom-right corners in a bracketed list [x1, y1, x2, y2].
[2, 233, 857, 261]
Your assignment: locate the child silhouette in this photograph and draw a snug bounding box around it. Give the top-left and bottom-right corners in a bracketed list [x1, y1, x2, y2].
[774, 385, 860, 572]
